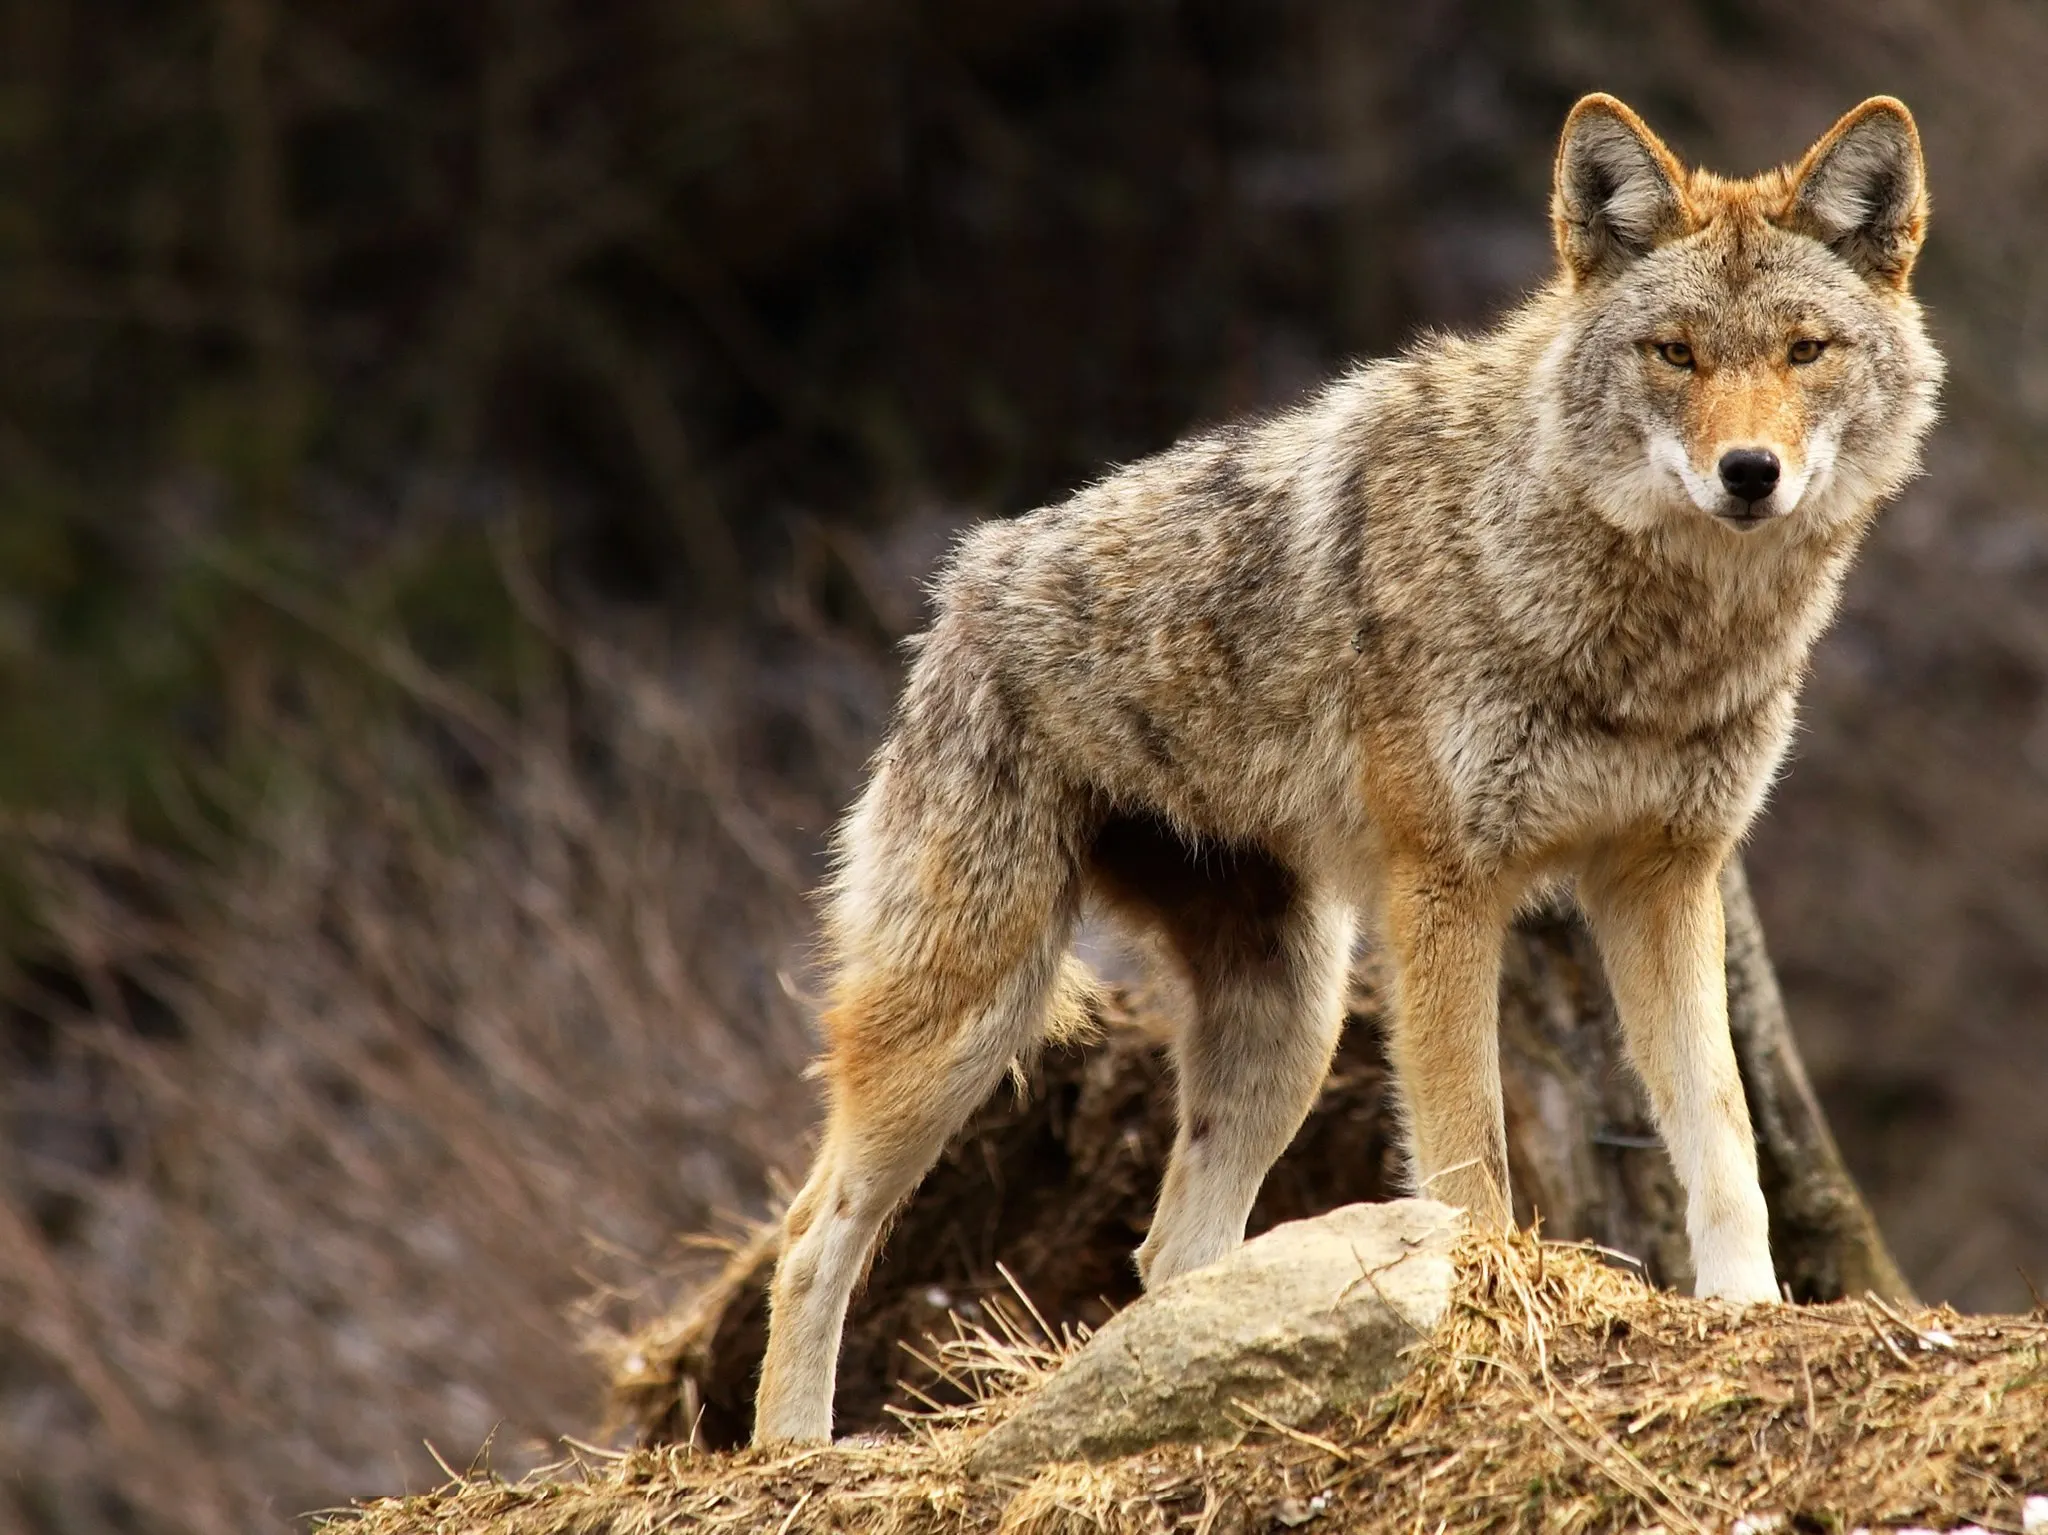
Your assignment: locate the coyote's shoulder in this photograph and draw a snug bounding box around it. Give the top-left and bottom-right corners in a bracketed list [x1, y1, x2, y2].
[753, 93, 1943, 1446]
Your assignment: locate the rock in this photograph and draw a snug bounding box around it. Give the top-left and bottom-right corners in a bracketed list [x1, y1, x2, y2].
[966, 1199, 1462, 1476]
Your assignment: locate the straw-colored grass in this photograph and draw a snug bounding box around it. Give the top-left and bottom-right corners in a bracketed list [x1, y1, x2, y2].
[331, 1231, 2048, 1535]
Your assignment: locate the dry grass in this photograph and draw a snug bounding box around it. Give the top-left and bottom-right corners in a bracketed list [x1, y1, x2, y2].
[333, 1232, 2048, 1535]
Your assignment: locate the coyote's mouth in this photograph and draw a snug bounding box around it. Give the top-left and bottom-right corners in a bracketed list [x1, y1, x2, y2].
[1714, 503, 1781, 531]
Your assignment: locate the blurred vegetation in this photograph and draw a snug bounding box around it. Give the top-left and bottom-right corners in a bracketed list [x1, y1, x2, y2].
[0, 1, 1597, 855]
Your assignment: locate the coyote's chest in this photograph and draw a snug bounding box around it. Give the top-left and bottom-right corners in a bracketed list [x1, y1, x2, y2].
[1423, 674, 1795, 867]
[1415, 530, 1834, 865]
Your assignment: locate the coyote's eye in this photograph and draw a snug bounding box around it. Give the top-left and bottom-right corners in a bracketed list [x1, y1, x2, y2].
[1788, 338, 1827, 365]
[1652, 341, 1694, 369]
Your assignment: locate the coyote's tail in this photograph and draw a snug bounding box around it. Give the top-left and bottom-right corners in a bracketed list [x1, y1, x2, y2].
[1043, 952, 1107, 1048]
[1003, 952, 1105, 1094]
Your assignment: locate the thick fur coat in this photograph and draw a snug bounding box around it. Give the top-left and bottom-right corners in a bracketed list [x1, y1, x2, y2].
[752, 95, 1944, 1444]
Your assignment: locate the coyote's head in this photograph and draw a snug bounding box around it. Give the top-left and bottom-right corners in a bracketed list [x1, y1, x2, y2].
[1538, 94, 1943, 539]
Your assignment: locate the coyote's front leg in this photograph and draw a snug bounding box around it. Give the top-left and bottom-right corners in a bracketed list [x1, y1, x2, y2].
[1379, 863, 1514, 1230]
[1580, 840, 1778, 1304]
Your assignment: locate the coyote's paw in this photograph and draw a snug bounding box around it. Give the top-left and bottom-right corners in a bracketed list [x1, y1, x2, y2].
[1693, 1249, 1780, 1307]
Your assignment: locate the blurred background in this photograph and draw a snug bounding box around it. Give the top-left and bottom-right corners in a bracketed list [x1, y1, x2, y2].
[1, 2, 2044, 1530]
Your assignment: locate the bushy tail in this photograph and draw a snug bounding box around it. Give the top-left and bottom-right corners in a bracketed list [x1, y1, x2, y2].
[1043, 952, 1106, 1047]
[1005, 953, 1105, 1095]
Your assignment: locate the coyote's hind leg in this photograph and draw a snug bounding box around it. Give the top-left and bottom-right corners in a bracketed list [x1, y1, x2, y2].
[751, 928, 1077, 1445]
[1089, 819, 1354, 1290]
[752, 685, 1090, 1446]
[1137, 889, 1353, 1287]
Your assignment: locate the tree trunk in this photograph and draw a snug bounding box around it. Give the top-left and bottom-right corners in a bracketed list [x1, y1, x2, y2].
[613, 857, 1908, 1450]
[1719, 861, 1911, 1304]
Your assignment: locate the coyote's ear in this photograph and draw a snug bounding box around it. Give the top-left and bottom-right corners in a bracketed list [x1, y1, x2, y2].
[1785, 97, 1927, 288]
[1552, 94, 1690, 283]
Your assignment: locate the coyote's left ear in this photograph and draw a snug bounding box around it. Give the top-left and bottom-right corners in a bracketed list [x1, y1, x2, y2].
[1552, 95, 1691, 284]
[1786, 98, 1928, 288]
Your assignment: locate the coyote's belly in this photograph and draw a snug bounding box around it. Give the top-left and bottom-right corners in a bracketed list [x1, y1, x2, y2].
[1019, 651, 1366, 852]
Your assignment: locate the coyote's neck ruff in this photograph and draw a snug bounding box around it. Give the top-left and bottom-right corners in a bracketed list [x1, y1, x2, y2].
[752, 96, 1943, 1445]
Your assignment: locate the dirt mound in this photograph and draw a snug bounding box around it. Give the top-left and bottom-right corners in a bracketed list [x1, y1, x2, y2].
[335, 1233, 2048, 1535]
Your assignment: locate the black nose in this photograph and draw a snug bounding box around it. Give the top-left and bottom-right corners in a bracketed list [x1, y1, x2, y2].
[1718, 448, 1780, 504]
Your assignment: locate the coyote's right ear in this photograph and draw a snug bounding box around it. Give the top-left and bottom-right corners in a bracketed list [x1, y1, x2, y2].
[1552, 95, 1690, 284]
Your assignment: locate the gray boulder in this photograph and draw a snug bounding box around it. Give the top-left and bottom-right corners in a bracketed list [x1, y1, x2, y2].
[966, 1198, 1462, 1476]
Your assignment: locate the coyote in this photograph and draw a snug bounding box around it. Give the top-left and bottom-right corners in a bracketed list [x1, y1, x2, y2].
[753, 94, 1942, 1444]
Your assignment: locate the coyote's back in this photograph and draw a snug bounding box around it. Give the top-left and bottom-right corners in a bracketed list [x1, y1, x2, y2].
[752, 93, 1942, 1444]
